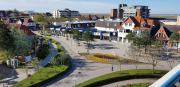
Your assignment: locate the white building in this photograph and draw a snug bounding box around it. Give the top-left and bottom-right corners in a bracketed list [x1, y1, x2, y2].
[118, 16, 159, 42]
[53, 8, 80, 18]
[95, 19, 123, 40]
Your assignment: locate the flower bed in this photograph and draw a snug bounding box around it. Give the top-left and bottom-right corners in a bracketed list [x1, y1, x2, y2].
[81, 53, 144, 64]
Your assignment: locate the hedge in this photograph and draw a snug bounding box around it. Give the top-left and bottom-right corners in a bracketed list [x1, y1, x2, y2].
[75, 69, 167, 87]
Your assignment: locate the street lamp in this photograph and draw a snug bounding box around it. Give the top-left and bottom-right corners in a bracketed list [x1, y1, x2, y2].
[72, 76, 78, 87]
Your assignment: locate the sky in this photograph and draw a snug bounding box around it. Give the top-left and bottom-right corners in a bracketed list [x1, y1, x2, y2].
[0, 0, 179, 14]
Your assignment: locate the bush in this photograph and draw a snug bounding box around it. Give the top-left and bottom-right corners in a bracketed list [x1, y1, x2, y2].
[36, 44, 49, 60]
[75, 69, 167, 87]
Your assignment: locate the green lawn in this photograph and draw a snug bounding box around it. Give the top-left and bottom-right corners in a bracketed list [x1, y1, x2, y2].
[13, 65, 68, 87]
[76, 69, 167, 87]
[121, 83, 151, 87]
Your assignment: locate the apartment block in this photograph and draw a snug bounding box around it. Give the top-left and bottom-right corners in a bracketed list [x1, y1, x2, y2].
[118, 4, 150, 19]
[53, 8, 80, 18]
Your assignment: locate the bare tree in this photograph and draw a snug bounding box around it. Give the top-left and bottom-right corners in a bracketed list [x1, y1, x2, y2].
[128, 45, 139, 70]
[147, 48, 160, 73]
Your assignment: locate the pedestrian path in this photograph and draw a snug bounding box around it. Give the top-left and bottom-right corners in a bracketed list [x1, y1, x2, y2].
[43, 36, 161, 87]
[39, 42, 58, 67]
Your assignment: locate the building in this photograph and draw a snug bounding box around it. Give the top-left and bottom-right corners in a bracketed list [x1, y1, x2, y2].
[53, 8, 80, 18]
[17, 18, 37, 30]
[119, 16, 160, 42]
[177, 16, 180, 25]
[118, 4, 150, 19]
[95, 19, 122, 40]
[110, 9, 118, 19]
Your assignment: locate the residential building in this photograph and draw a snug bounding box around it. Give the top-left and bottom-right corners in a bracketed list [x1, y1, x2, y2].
[53, 8, 80, 18]
[17, 18, 37, 30]
[119, 16, 160, 42]
[150, 25, 180, 48]
[118, 4, 150, 19]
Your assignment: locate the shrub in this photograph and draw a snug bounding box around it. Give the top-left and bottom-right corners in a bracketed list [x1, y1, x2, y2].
[36, 44, 49, 60]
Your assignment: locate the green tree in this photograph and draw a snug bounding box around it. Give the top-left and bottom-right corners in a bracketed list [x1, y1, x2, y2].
[170, 32, 180, 53]
[0, 28, 15, 55]
[82, 31, 94, 53]
[140, 31, 151, 53]
[126, 32, 136, 42]
[12, 29, 32, 56]
[33, 15, 48, 35]
[72, 30, 82, 46]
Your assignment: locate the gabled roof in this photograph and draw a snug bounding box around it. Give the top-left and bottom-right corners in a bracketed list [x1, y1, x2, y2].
[154, 26, 172, 41]
[165, 25, 180, 33]
[123, 16, 160, 30]
[7, 23, 35, 36]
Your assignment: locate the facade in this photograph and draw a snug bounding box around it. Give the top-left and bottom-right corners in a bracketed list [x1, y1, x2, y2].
[17, 18, 37, 30]
[95, 19, 122, 40]
[118, 4, 150, 19]
[53, 8, 80, 18]
[119, 16, 160, 42]
[110, 9, 118, 19]
[177, 16, 180, 25]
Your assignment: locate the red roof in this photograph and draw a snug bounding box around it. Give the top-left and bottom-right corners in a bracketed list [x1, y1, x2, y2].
[8, 23, 35, 36]
[124, 16, 160, 30]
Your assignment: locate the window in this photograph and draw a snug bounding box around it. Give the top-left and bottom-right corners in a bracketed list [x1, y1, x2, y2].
[129, 23, 132, 26]
[125, 29, 131, 33]
[125, 23, 128, 26]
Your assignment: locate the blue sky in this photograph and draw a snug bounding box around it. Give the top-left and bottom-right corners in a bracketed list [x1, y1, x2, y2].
[0, 0, 179, 14]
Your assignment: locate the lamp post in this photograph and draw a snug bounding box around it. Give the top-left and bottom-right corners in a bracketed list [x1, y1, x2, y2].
[72, 76, 78, 87]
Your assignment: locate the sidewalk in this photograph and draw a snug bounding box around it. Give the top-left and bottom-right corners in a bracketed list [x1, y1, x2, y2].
[39, 42, 58, 67]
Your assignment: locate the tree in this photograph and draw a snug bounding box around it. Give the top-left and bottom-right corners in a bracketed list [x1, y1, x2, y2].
[72, 30, 82, 46]
[170, 32, 180, 53]
[140, 30, 152, 53]
[0, 28, 15, 55]
[126, 32, 136, 42]
[126, 31, 152, 55]
[33, 15, 48, 35]
[128, 45, 139, 70]
[82, 31, 94, 53]
[12, 29, 32, 56]
[148, 49, 159, 73]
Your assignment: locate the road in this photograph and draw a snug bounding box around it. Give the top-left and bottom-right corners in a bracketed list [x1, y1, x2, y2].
[42, 36, 179, 87]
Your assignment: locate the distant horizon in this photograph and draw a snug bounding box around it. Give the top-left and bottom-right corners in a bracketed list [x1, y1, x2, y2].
[0, 0, 179, 14]
[1, 9, 180, 16]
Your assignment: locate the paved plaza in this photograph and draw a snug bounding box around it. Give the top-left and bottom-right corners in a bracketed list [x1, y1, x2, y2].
[42, 36, 180, 87]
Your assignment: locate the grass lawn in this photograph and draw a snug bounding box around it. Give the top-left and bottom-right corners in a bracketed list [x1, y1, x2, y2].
[0, 50, 10, 61]
[121, 83, 151, 87]
[79, 53, 144, 64]
[13, 65, 68, 87]
[75, 69, 167, 87]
